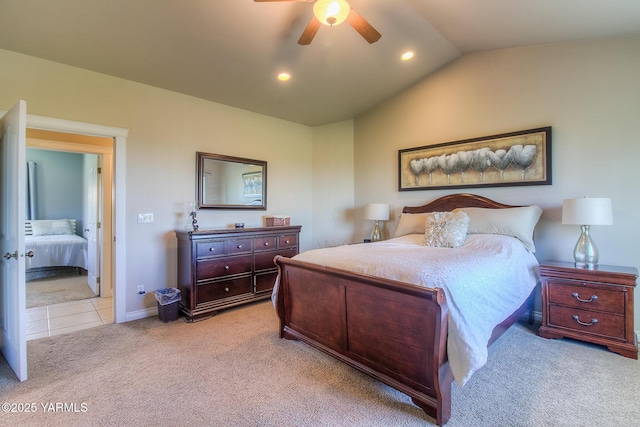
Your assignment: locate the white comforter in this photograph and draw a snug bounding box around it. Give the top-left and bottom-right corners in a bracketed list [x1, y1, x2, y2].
[25, 234, 88, 270]
[281, 233, 539, 386]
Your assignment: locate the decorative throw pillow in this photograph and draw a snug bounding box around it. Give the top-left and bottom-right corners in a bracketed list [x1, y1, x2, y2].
[31, 219, 73, 236]
[422, 211, 470, 248]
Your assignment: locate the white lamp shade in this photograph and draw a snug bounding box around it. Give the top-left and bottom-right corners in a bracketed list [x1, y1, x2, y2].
[365, 203, 389, 221]
[562, 198, 613, 226]
[313, 0, 350, 26]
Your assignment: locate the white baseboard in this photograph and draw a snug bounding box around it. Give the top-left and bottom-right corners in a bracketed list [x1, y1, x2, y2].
[123, 306, 158, 323]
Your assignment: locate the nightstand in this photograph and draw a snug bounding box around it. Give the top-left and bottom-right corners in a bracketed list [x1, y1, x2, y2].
[538, 261, 638, 359]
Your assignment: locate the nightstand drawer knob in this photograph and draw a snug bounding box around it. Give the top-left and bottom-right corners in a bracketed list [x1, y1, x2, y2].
[572, 314, 598, 326]
[572, 292, 598, 303]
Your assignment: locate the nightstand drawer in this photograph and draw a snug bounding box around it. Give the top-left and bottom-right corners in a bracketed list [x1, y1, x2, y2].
[548, 305, 625, 340]
[547, 279, 625, 314]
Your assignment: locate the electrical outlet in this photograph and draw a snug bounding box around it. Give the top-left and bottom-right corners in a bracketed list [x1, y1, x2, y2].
[137, 285, 145, 295]
[137, 213, 154, 224]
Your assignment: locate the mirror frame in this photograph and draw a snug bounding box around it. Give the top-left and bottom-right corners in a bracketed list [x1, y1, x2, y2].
[196, 152, 267, 210]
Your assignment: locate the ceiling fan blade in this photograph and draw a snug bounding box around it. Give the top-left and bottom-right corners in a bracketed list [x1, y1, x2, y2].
[298, 16, 321, 45]
[347, 9, 381, 44]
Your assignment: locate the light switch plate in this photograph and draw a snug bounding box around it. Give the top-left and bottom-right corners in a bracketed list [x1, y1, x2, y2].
[137, 213, 154, 224]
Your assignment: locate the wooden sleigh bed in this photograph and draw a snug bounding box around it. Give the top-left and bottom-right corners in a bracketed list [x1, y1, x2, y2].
[273, 194, 539, 425]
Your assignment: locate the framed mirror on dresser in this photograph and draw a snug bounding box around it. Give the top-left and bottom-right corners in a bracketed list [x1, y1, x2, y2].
[196, 152, 267, 210]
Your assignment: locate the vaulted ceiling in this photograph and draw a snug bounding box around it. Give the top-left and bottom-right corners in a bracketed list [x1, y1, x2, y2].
[1, 0, 639, 126]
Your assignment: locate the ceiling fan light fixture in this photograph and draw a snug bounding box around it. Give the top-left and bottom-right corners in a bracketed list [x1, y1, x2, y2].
[313, 0, 350, 26]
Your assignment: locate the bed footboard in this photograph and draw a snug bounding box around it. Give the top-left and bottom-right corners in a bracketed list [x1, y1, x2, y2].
[274, 255, 453, 425]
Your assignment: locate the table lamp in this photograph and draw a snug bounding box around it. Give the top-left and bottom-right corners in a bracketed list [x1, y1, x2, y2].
[365, 203, 389, 242]
[562, 197, 613, 268]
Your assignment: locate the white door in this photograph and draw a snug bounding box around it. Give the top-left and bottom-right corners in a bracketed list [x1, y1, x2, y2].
[84, 154, 100, 295]
[0, 100, 28, 381]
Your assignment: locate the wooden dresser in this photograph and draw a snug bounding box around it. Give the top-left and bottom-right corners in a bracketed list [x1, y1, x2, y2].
[176, 226, 301, 321]
[539, 260, 638, 359]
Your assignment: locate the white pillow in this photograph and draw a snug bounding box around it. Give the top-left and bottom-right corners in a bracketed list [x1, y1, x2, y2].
[31, 219, 73, 236]
[421, 211, 470, 248]
[453, 206, 542, 252]
[394, 213, 430, 238]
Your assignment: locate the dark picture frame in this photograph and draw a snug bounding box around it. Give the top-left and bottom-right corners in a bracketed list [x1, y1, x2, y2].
[399, 126, 552, 191]
[242, 171, 263, 198]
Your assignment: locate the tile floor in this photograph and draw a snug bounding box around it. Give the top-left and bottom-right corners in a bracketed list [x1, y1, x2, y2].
[26, 297, 113, 341]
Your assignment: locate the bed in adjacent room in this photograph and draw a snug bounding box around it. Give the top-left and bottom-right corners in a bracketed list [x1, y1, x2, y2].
[25, 219, 88, 272]
[272, 193, 542, 425]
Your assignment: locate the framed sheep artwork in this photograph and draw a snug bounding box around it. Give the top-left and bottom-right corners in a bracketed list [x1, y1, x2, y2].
[398, 126, 552, 191]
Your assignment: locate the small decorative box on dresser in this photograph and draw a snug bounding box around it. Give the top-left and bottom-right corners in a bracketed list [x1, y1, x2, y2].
[176, 226, 301, 322]
[539, 260, 638, 359]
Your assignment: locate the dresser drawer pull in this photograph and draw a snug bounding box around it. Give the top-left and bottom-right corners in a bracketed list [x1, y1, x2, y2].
[285, 240, 290, 244]
[224, 265, 230, 270]
[209, 247, 215, 252]
[236, 244, 243, 249]
[263, 242, 270, 246]
[224, 287, 229, 292]
[572, 292, 598, 303]
[572, 315, 598, 326]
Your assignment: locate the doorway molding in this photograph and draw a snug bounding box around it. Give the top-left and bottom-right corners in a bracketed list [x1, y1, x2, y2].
[26, 114, 128, 323]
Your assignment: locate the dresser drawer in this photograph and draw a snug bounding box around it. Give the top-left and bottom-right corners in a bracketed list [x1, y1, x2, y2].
[196, 241, 225, 258]
[547, 279, 625, 314]
[226, 239, 252, 255]
[548, 305, 625, 340]
[254, 249, 297, 271]
[196, 255, 252, 281]
[279, 234, 298, 248]
[196, 276, 252, 305]
[255, 271, 277, 293]
[254, 236, 277, 251]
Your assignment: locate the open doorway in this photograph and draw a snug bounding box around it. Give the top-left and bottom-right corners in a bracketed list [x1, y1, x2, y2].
[24, 129, 114, 339]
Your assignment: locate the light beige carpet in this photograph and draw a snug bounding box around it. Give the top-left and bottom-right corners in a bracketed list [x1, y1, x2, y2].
[26, 271, 95, 308]
[0, 300, 638, 426]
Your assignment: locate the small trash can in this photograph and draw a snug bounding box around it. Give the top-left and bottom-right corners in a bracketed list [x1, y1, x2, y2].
[155, 288, 181, 322]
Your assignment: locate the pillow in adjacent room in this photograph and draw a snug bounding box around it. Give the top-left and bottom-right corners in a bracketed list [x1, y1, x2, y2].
[453, 206, 542, 252]
[421, 211, 470, 248]
[394, 213, 430, 238]
[31, 219, 73, 236]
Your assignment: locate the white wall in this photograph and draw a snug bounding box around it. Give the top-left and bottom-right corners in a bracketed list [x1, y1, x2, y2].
[0, 49, 314, 316]
[311, 120, 356, 248]
[353, 36, 640, 330]
[25, 149, 83, 223]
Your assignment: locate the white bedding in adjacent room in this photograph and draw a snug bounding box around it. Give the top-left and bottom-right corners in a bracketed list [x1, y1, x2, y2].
[279, 233, 540, 386]
[25, 234, 88, 270]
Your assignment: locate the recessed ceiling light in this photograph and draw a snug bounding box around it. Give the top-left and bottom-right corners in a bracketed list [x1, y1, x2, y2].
[278, 72, 291, 82]
[401, 51, 414, 61]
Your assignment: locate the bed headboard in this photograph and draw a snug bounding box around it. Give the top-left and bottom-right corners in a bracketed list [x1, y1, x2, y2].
[402, 193, 522, 214]
[25, 219, 77, 236]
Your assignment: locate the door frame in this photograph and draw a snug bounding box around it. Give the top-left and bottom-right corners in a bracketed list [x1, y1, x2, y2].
[25, 114, 127, 323]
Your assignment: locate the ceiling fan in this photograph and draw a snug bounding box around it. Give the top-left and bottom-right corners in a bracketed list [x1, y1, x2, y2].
[254, 0, 382, 45]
